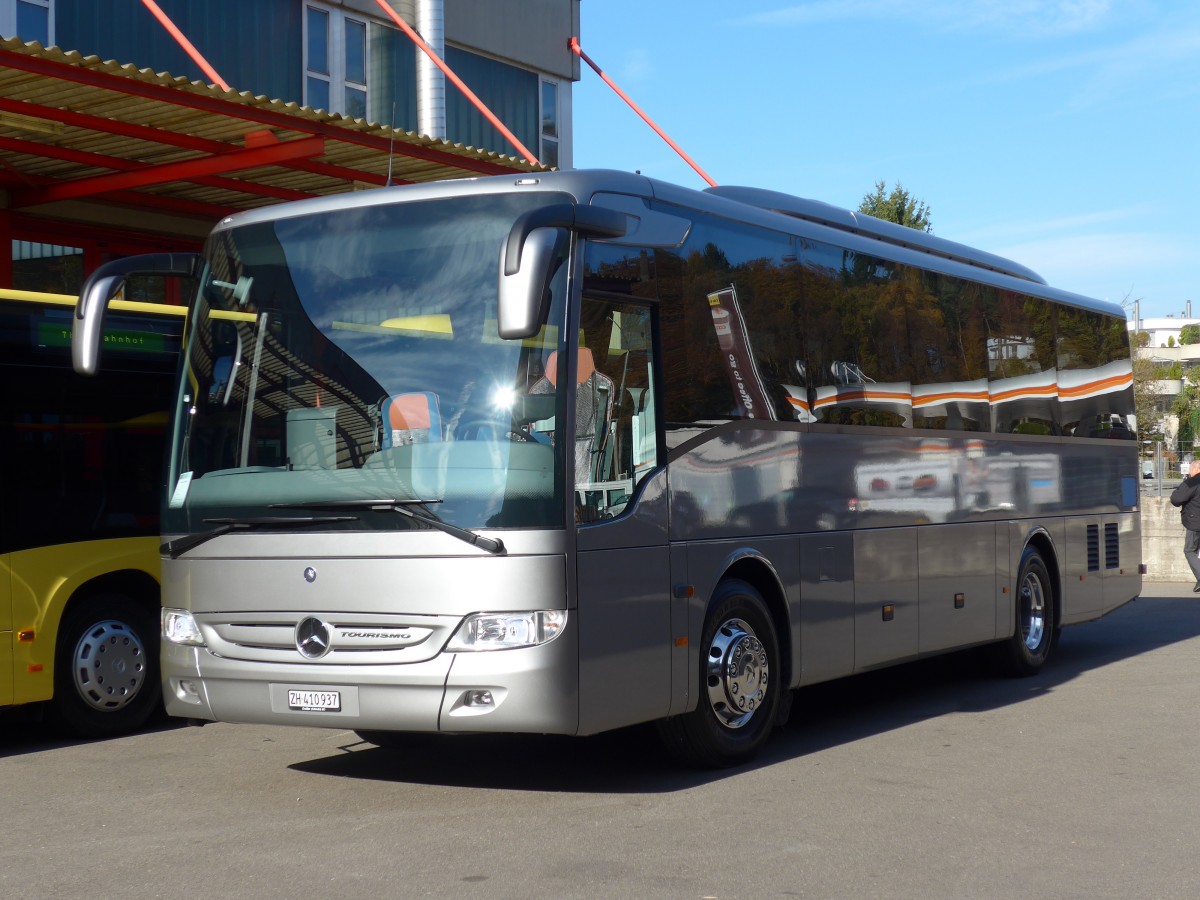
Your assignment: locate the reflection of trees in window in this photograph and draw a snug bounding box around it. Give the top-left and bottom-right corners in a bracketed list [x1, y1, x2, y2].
[800, 243, 911, 427]
[646, 201, 1132, 439]
[986, 291, 1058, 434]
[908, 275, 989, 431]
[656, 217, 802, 428]
[1057, 305, 1135, 437]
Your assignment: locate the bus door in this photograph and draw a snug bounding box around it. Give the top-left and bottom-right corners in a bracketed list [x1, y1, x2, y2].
[572, 298, 673, 734]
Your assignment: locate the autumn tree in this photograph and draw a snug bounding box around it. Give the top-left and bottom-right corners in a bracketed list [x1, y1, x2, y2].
[858, 180, 932, 232]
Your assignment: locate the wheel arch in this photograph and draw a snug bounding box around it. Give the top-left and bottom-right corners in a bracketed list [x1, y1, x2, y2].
[65, 568, 161, 614]
[51, 568, 161, 666]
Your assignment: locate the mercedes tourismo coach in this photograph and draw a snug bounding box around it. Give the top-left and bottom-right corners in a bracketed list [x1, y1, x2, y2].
[73, 170, 1141, 766]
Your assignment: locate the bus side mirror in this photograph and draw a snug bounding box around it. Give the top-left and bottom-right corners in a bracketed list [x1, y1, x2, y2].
[73, 252, 201, 375]
[497, 227, 564, 341]
[497, 203, 628, 341]
[74, 270, 125, 375]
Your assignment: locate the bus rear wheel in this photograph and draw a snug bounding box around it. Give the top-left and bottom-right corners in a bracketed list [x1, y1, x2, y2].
[50, 593, 162, 738]
[657, 579, 781, 768]
[997, 548, 1058, 677]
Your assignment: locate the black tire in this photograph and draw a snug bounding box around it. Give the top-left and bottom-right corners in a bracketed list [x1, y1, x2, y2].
[656, 579, 781, 768]
[49, 593, 161, 738]
[997, 548, 1058, 677]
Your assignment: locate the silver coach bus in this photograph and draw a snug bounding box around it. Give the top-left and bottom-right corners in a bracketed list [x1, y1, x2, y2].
[73, 170, 1141, 766]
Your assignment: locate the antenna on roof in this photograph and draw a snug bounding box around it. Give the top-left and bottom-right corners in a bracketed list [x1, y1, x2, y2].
[386, 102, 396, 187]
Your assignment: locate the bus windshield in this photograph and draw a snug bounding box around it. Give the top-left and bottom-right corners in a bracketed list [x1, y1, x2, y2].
[164, 191, 570, 535]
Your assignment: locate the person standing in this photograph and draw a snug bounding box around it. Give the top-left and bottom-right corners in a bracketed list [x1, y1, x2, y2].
[1170, 459, 1200, 591]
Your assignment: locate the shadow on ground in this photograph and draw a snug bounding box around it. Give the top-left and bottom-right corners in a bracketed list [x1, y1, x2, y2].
[289, 594, 1200, 792]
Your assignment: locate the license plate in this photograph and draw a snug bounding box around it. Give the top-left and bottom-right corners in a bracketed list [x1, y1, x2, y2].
[288, 689, 341, 712]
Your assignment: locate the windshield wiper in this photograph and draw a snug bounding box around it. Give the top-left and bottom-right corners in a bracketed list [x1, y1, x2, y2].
[162, 515, 358, 559]
[271, 499, 506, 555]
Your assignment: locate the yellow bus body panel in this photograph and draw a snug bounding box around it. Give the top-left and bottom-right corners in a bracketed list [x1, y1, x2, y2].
[3, 537, 160, 707]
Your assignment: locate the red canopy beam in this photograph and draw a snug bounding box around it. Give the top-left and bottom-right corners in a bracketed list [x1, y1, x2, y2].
[0, 95, 395, 187]
[0, 133, 316, 202]
[0, 48, 525, 176]
[0, 163, 237, 220]
[10, 135, 326, 207]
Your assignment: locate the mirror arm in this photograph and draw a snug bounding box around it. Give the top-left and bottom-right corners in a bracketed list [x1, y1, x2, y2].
[73, 252, 202, 375]
[503, 203, 627, 276]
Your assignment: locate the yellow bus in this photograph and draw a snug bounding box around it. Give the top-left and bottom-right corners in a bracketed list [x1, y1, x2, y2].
[1, 287, 184, 737]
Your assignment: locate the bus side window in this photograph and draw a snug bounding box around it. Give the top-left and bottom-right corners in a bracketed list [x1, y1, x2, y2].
[577, 298, 660, 521]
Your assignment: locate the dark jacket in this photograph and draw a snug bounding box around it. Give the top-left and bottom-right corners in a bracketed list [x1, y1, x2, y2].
[1170, 473, 1200, 531]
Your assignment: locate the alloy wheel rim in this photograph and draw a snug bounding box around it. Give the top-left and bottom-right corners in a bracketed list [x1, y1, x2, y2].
[1021, 572, 1046, 651]
[705, 617, 769, 729]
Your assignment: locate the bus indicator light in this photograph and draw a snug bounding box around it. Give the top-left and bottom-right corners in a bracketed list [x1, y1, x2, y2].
[18, 629, 34, 642]
[27, 664, 43, 673]
[882, 604, 895, 622]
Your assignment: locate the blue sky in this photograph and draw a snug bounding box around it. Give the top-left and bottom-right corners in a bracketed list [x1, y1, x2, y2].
[571, 1, 1199, 321]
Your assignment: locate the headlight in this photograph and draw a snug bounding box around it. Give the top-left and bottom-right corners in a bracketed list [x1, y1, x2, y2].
[446, 610, 566, 651]
[162, 608, 206, 646]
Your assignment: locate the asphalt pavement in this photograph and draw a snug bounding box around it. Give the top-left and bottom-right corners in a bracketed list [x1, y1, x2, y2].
[3, 583, 1198, 899]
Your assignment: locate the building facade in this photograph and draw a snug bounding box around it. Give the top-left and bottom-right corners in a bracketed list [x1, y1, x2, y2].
[1128, 312, 1200, 468]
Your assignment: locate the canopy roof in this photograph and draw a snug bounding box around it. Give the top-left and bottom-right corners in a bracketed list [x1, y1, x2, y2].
[0, 38, 541, 234]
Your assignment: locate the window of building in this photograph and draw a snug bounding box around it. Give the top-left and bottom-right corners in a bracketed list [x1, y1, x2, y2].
[12, 240, 83, 294]
[305, 2, 368, 118]
[0, 0, 52, 44]
[541, 78, 560, 168]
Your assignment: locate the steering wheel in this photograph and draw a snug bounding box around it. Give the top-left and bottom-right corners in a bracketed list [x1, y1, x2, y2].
[456, 418, 535, 442]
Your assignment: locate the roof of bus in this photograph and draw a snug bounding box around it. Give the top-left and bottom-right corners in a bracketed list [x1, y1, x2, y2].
[211, 168, 1127, 322]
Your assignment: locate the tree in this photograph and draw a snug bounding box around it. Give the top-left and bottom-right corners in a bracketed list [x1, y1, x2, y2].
[1171, 370, 1200, 450]
[858, 180, 932, 232]
[1181, 324, 1200, 345]
[1133, 354, 1162, 444]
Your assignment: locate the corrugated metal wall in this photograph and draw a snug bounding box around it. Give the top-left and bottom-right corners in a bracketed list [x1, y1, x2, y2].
[368, 23, 417, 132]
[445, 46, 536, 157]
[54, 1, 538, 156]
[56, 0, 303, 101]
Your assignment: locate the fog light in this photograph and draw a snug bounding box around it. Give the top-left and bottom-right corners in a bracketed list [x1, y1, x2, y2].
[173, 678, 203, 705]
[465, 690, 494, 708]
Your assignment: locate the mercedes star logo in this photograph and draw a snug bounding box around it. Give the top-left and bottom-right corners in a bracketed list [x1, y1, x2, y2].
[295, 617, 332, 659]
[303, 566, 317, 583]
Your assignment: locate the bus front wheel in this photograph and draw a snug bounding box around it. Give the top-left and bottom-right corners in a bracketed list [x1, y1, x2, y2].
[657, 579, 781, 768]
[997, 548, 1059, 677]
[50, 593, 162, 738]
